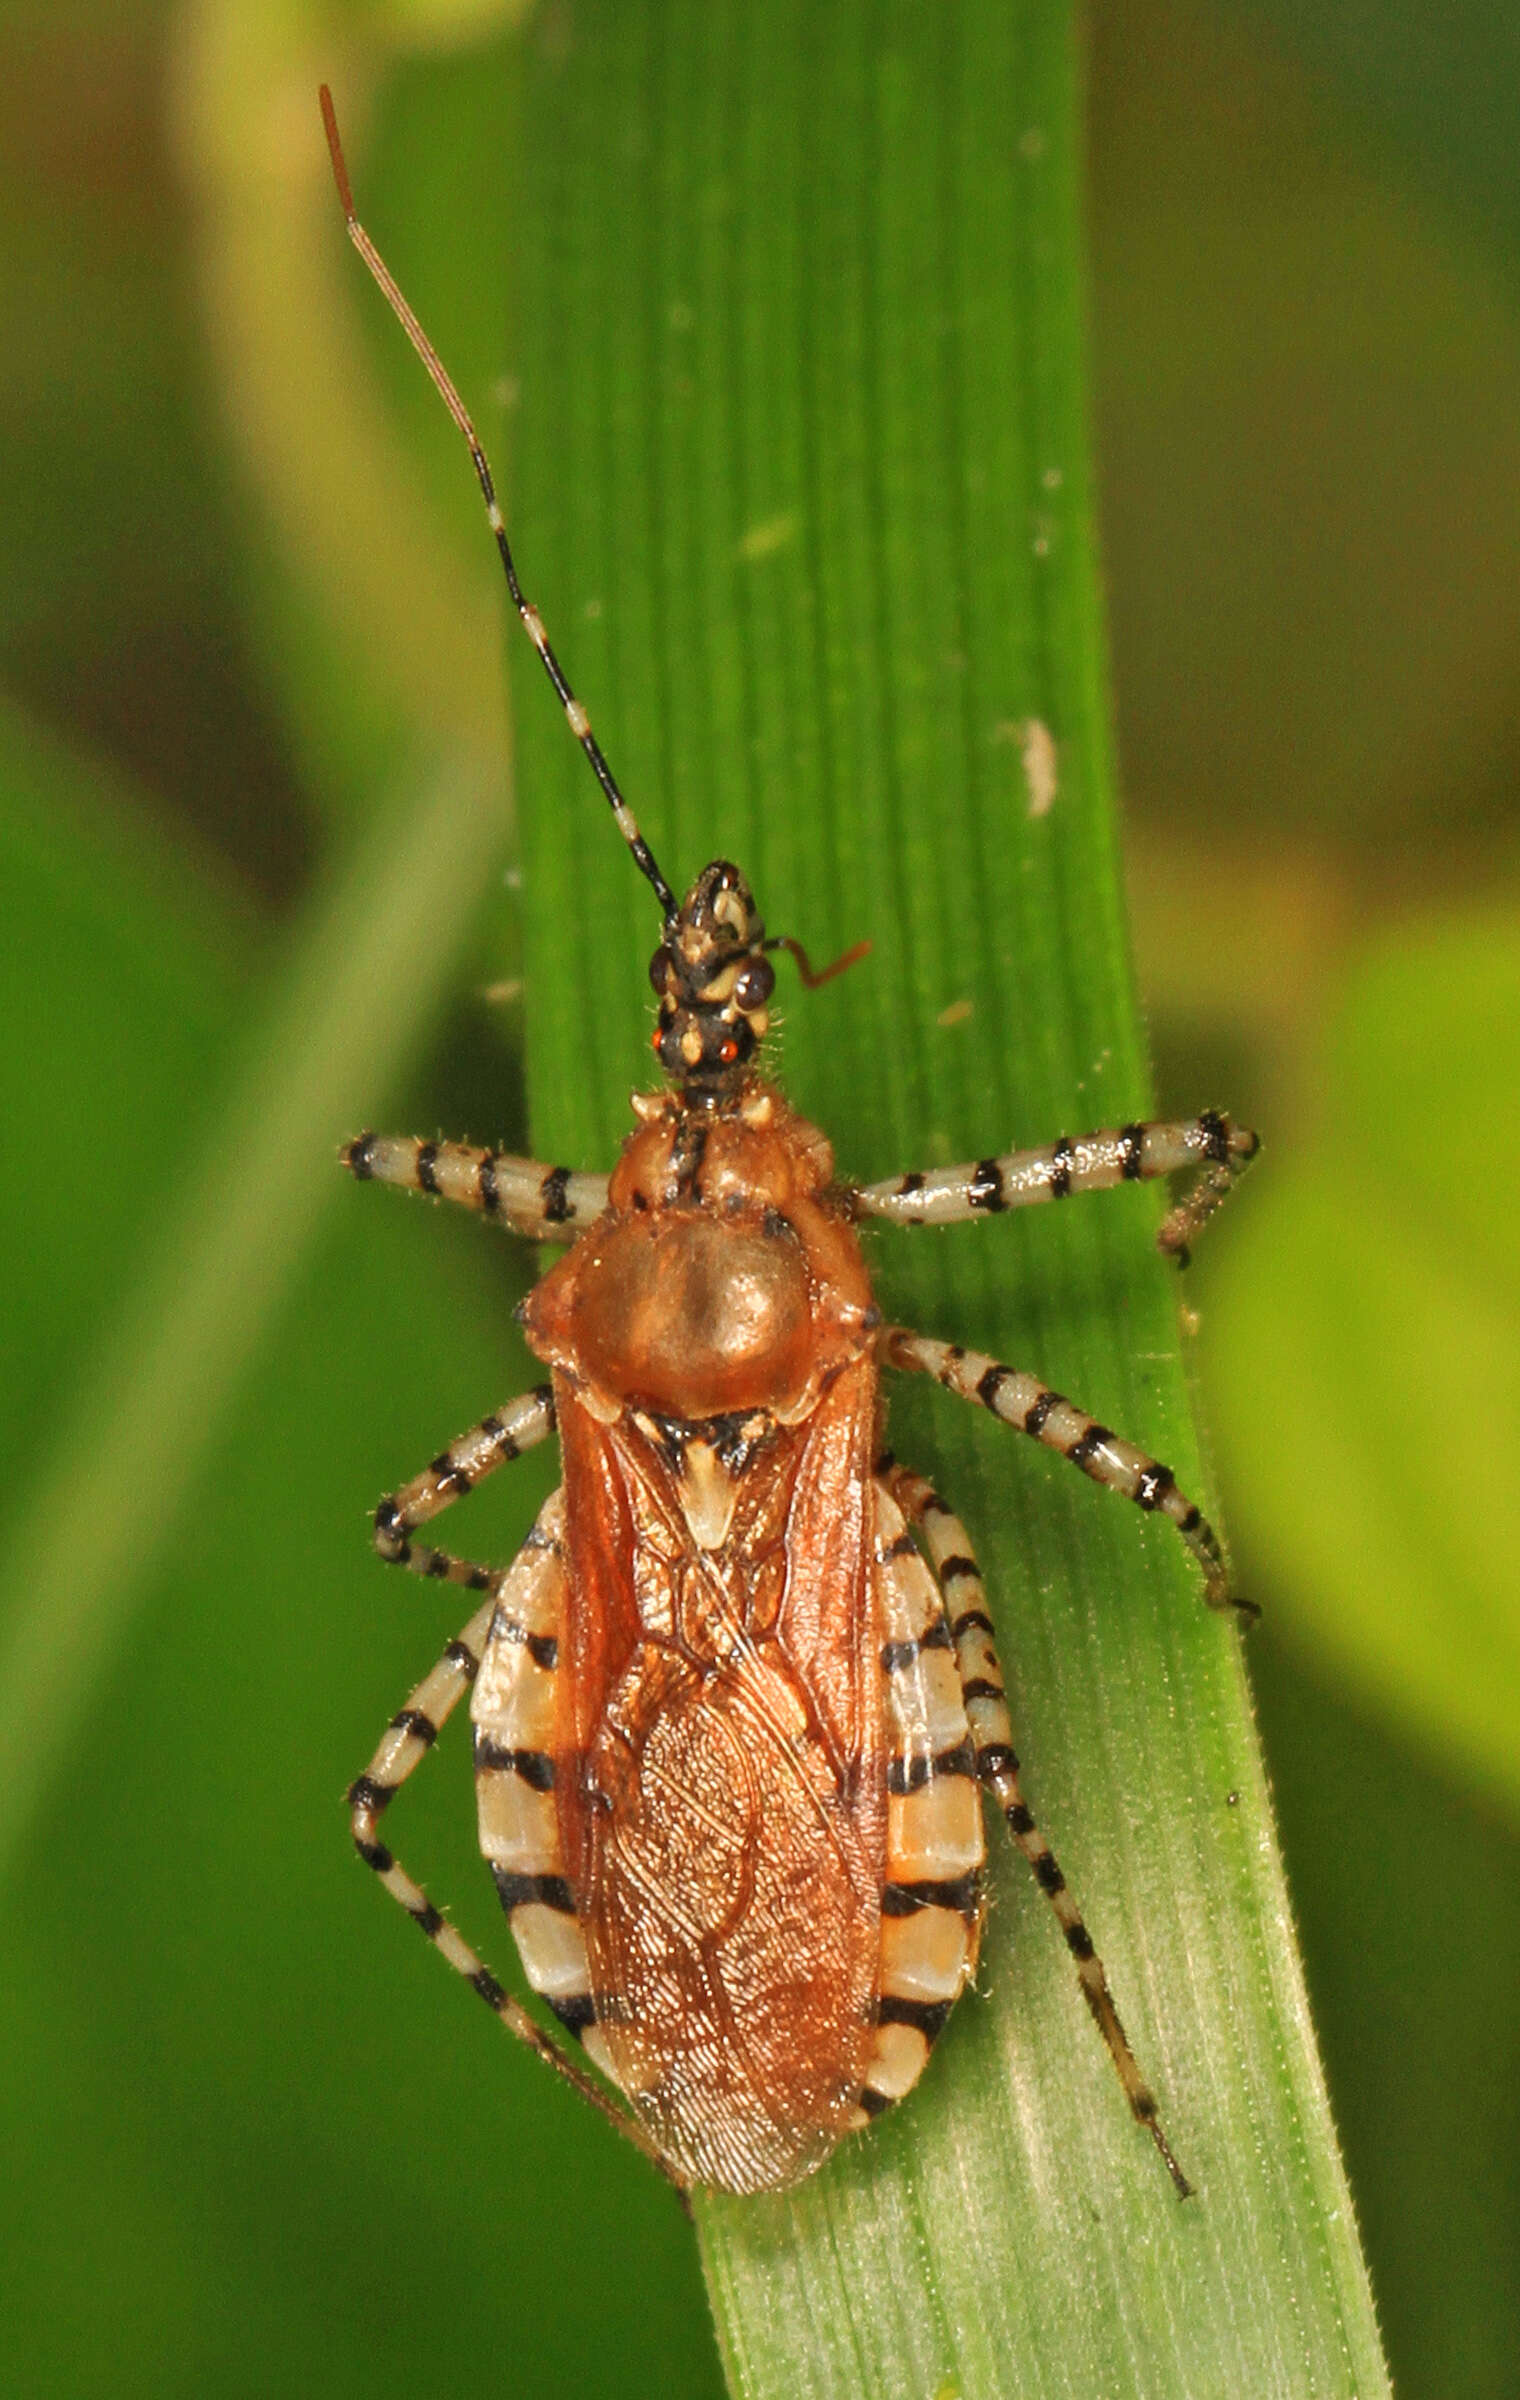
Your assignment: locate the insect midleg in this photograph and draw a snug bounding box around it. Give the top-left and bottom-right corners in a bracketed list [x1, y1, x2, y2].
[342, 1133, 608, 1239]
[880, 1329, 1253, 1619]
[845, 1481, 986, 2130]
[853, 1111, 1259, 1263]
[370, 1385, 556, 1591]
[347, 1580, 677, 2183]
[879, 1458, 1192, 2199]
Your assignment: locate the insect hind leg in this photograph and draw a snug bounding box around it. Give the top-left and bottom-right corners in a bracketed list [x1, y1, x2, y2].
[879, 1458, 1192, 2198]
[348, 1587, 678, 2185]
[847, 1479, 986, 2133]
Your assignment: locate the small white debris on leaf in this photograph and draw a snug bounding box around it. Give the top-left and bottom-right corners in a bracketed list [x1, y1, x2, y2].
[1020, 718, 1058, 817]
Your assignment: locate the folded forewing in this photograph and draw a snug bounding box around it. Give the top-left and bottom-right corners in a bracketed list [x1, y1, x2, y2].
[552, 1359, 886, 2192]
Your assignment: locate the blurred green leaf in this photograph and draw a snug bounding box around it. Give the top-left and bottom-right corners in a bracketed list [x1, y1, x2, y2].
[0, 5, 309, 900]
[1232, 0, 1520, 295]
[1091, 2, 1520, 870]
[1253, 1640, 1520, 2400]
[169, 9, 511, 837]
[0, 686, 509, 1870]
[1210, 912, 1520, 1815]
[0, 695, 249, 1468]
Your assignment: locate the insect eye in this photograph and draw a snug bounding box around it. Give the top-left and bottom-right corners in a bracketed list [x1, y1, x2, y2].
[732, 956, 775, 1011]
[718, 1037, 740, 1064]
[648, 945, 673, 993]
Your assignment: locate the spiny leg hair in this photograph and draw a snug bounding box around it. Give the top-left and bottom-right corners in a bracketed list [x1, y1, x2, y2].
[877, 1458, 1191, 2199]
[343, 1133, 607, 1240]
[853, 1111, 1259, 1266]
[881, 1330, 1254, 1620]
[347, 1589, 674, 2179]
[372, 1385, 556, 1592]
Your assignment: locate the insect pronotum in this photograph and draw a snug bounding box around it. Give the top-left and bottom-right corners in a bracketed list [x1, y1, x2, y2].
[322, 88, 1260, 2199]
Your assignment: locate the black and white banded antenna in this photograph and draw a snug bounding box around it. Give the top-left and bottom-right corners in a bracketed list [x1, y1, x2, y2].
[319, 85, 679, 928]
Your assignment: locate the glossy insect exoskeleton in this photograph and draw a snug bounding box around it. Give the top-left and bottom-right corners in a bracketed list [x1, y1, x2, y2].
[323, 90, 1259, 2197]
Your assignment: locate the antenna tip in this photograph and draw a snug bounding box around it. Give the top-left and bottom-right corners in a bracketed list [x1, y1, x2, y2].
[318, 84, 356, 222]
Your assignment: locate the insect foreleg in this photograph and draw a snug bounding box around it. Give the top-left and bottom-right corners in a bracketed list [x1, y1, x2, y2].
[880, 1330, 1253, 1620]
[344, 1133, 608, 1239]
[877, 1460, 1192, 2199]
[853, 1112, 1258, 1263]
[371, 1385, 556, 1591]
[347, 1595, 677, 2183]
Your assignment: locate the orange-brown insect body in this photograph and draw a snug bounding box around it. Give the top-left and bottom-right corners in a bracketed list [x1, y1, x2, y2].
[328, 85, 1253, 2202]
[522, 1082, 890, 2188]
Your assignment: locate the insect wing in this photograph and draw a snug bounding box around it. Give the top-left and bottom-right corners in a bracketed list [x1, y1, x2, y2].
[552, 1361, 886, 2192]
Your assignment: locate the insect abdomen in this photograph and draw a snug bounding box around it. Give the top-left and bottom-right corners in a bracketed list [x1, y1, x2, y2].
[580, 1641, 884, 2192]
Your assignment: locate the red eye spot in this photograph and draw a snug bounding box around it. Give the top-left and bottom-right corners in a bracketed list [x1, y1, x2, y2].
[651, 1027, 663, 1053]
[719, 1038, 739, 1063]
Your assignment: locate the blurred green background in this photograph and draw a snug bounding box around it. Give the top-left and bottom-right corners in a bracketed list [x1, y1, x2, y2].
[2, 1, 1516, 2395]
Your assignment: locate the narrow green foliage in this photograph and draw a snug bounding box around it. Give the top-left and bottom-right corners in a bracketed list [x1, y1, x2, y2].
[504, 4, 1388, 2396]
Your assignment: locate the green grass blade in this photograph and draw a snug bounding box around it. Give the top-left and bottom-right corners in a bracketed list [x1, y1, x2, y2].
[504, 4, 1389, 2395]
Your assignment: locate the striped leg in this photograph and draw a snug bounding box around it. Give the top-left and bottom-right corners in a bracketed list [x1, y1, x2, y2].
[846, 1483, 986, 2129]
[881, 1460, 1191, 2199]
[853, 1111, 1259, 1265]
[347, 1575, 674, 2181]
[371, 1385, 556, 1591]
[882, 1330, 1253, 1620]
[343, 1133, 608, 1240]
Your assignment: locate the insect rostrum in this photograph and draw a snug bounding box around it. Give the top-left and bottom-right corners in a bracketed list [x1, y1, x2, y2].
[324, 89, 1259, 2201]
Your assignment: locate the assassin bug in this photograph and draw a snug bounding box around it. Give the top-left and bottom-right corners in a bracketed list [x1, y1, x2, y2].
[323, 89, 1259, 2198]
